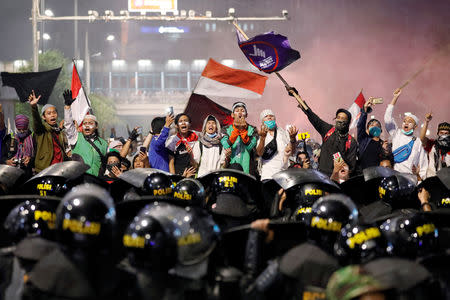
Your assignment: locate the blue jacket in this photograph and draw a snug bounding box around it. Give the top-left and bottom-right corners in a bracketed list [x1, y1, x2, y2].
[148, 126, 170, 172]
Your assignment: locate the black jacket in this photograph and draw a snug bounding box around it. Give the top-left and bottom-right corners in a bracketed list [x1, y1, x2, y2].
[301, 105, 358, 176]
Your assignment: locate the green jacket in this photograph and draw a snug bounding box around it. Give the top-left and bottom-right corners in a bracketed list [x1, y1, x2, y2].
[221, 124, 258, 174]
[32, 105, 68, 173]
[72, 132, 107, 176]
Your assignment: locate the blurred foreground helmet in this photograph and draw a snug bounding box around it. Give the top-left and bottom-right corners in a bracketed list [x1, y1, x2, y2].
[378, 174, 416, 209]
[123, 213, 177, 271]
[306, 194, 359, 252]
[380, 213, 439, 259]
[138, 202, 220, 268]
[142, 172, 173, 197]
[56, 184, 116, 253]
[172, 178, 205, 207]
[4, 199, 56, 243]
[437, 193, 450, 209]
[335, 223, 387, 264]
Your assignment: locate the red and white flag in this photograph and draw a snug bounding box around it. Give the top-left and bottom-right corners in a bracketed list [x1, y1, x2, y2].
[71, 63, 91, 125]
[348, 90, 366, 129]
[194, 58, 268, 99]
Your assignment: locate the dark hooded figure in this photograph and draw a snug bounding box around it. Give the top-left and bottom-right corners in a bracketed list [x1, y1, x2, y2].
[288, 88, 358, 176]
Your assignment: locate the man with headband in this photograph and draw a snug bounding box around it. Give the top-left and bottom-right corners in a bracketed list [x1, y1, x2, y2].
[63, 89, 108, 176]
[221, 102, 258, 174]
[384, 88, 428, 179]
[29, 90, 69, 172]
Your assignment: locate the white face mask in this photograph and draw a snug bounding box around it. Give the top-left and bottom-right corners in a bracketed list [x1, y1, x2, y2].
[83, 124, 95, 130]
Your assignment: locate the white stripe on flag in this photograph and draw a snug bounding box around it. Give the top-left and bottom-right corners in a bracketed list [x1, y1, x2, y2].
[194, 76, 262, 99]
[71, 87, 90, 125]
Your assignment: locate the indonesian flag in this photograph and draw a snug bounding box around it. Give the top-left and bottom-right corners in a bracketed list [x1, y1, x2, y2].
[194, 58, 268, 99]
[348, 91, 366, 130]
[71, 63, 91, 125]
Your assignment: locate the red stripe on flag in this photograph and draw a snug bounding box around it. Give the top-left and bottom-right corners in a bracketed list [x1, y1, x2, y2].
[354, 91, 366, 108]
[71, 64, 82, 99]
[201, 58, 267, 95]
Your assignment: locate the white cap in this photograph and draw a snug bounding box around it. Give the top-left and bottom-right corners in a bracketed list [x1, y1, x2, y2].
[83, 114, 97, 122]
[260, 109, 275, 121]
[404, 112, 419, 125]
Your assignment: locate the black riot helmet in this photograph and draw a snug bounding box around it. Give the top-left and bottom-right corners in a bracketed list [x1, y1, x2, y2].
[142, 172, 173, 197]
[123, 213, 177, 271]
[287, 183, 326, 222]
[34, 177, 69, 197]
[138, 202, 221, 268]
[334, 223, 388, 264]
[172, 178, 206, 207]
[380, 213, 439, 259]
[200, 169, 261, 219]
[55, 184, 116, 254]
[437, 192, 450, 209]
[4, 199, 56, 243]
[378, 174, 417, 209]
[306, 194, 359, 253]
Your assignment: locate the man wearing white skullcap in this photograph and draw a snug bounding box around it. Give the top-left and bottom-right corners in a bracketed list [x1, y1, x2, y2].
[384, 88, 428, 179]
[256, 109, 298, 180]
[63, 89, 108, 176]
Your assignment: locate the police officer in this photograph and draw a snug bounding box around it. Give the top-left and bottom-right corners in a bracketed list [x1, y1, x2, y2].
[122, 202, 220, 300]
[241, 194, 359, 300]
[21, 184, 140, 300]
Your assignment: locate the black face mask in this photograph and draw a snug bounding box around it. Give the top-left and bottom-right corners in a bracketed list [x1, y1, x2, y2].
[437, 135, 450, 150]
[335, 121, 349, 133]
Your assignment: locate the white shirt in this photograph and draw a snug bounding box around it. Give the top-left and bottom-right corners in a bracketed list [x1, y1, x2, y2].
[384, 104, 428, 179]
[260, 128, 290, 181]
[192, 141, 226, 177]
[426, 144, 450, 177]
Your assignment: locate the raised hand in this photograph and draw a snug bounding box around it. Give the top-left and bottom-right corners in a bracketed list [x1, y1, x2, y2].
[182, 166, 197, 178]
[393, 88, 402, 98]
[28, 90, 41, 106]
[259, 124, 268, 138]
[165, 114, 175, 127]
[425, 112, 432, 123]
[288, 125, 298, 139]
[63, 89, 75, 106]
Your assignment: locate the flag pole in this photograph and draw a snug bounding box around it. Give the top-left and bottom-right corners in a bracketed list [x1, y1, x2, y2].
[72, 59, 92, 108]
[232, 21, 308, 110]
[398, 42, 450, 90]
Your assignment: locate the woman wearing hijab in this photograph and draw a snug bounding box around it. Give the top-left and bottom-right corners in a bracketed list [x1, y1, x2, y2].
[6, 115, 36, 176]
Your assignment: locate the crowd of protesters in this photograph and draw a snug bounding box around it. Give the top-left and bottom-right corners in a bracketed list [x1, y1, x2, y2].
[0, 86, 449, 300]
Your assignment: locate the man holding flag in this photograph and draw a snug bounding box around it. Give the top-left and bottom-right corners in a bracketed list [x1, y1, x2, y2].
[62, 63, 107, 176]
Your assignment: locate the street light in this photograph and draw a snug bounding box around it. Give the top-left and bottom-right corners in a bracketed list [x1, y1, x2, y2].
[43, 33, 51, 40]
[106, 34, 115, 41]
[44, 9, 54, 17]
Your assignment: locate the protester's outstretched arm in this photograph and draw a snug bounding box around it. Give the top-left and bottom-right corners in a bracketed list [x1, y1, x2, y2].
[29, 90, 45, 135]
[142, 132, 153, 150]
[168, 155, 175, 174]
[357, 99, 372, 142]
[419, 113, 432, 147]
[120, 126, 139, 158]
[384, 89, 401, 136]
[63, 90, 78, 146]
[255, 124, 268, 157]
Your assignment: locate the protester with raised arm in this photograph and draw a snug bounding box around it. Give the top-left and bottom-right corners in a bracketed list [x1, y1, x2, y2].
[29, 90, 68, 173]
[221, 102, 258, 174]
[63, 89, 107, 176]
[256, 109, 297, 180]
[288, 88, 358, 177]
[384, 88, 428, 179]
[148, 114, 174, 172]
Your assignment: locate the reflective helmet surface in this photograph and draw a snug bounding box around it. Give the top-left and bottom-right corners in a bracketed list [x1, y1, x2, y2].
[4, 199, 56, 243]
[378, 174, 416, 209]
[34, 177, 69, 197]
[335, 223, 387, 264]
[55, 184, 116, 252]
[289, 183, 326, 221]
[380, 213, 439, 258]
[172, 178, 206, 207]
[142, 172, 173, 197]
[306, 194, 359, 252]
[139, 202, 220, 266]
[123, 213, 177, 271]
